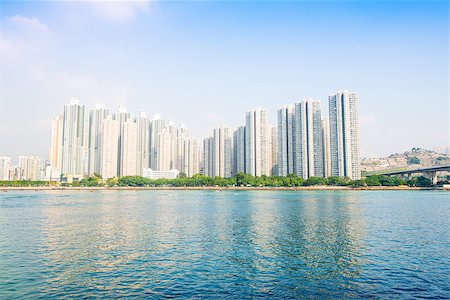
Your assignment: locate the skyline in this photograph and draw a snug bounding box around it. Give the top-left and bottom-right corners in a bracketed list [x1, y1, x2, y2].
[0, 1, 448, 159]
[1, 92, 359, 181]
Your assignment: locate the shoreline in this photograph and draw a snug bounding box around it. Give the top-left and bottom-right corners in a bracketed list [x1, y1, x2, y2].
[1, 186, 446, 191]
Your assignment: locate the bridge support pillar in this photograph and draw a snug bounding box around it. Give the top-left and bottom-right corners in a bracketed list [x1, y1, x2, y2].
[423, 171, 438, 185]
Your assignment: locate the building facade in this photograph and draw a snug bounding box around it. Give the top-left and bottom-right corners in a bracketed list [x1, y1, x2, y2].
[50, 115, 63, 174]
[233, 126, 246, 175]
[245, 108, 271, 176]
[212, 126, 232, 178]
[277, 105, 295, 176]
[121, 121, 138, 176]
[61, 99, 86, 177]
[88, 103, 108, 176]
[0, 157, 11, 180]
[135, 111, 150, 176]
[329, 91, 361, 179]
[100, 116, 119, 179]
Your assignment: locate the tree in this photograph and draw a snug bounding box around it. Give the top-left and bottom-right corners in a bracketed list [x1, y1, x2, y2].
[327, 176, 350, 186]
[349, 179, 365, 187]
[80, 176, 101, 187]
[416, 176, 432, 187]
[407, 157, 420, 165]
[303, 176, 327, 186]
[365, 176, 381, 186]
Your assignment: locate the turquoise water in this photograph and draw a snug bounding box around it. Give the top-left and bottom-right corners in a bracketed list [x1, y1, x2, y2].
[0, 190, 448, 298]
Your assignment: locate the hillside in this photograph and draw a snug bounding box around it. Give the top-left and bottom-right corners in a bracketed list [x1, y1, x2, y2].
[361, 148, 450, 174]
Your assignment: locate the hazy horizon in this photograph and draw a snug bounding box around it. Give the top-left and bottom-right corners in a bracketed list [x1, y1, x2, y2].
[0, 1, 448, 160]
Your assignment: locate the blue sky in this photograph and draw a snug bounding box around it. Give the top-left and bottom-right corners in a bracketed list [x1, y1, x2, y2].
[0, 0, 448, 159]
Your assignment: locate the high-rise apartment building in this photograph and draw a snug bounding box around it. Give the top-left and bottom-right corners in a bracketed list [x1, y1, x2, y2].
[180, 137, 199, 177]
[271, 126, 278, 176]
[121, 121, 138, 176]
[157, 129, 172, 171]
[100, 116, 119, 179]
[175, 125, 190, 172]
[293, 101, 307, 178]
[88, 103, 108, 176]
[150, 114, 168, 170]
[18, 155, 41, 180]
[322, 117, 331, 178]
[203, 137, 214, 177]
[212, 126, 232, 178]
[49, 115, 63, 173]
[278, 99, 324, 179]
[135, 111, 150, 176]
[114, 106, 131, 176]
[188, 138, 200, 177]
[294, 99, 324, 178]
[277, 105, 295, 176]
[329, 91, 361, 180]
[306, 99, 324, 178]
[61, 99, 86, 177]
[166, 123, 178, 170]
[233, 126, 246, 175]
[245, 108, 271, 176]
[0, 157, 11, 180]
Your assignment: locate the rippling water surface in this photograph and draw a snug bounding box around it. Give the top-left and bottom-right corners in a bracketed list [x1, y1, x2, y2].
[0, 190, 449, 298]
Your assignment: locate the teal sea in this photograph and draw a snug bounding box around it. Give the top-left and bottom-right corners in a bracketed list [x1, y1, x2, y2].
[0, 190, 449, 298]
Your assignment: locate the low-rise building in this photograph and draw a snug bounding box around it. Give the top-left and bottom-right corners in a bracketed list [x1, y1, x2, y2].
[142, 168, 180, 180]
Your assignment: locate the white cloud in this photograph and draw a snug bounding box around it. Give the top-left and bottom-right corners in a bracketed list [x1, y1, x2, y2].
[0, 15, 52, 61]
[91, 1, 151, 21]
[0, 31, 20, 60]
[8, 15, 48, 31]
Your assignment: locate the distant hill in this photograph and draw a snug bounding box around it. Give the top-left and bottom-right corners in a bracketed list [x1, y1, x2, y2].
[361, 148, 450, 174]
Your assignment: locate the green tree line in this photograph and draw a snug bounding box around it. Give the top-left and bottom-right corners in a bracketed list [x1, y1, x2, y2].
[0, 173, 439, 188]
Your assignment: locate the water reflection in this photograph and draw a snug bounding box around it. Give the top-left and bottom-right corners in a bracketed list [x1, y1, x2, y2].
[0, 190, 448, 298]
[37, 191, 367, 298]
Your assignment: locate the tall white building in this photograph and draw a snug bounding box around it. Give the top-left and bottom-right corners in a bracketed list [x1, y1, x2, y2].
[114, 106, 131, 176]
[100, 116, 119, 179]
[175, 125, 190, 172]
[277, 105, 295, 176]
[18, 155, 41, 180]
[203, 137, 214, 177]
[293, 101, 307, 178]
[329, 90, 361, 180]
[306, 99, 324, 178]
[212, 126, 232, 178]
[0, 157, 11, 180]
[271, 126, 278, 176]
[233, 126, 246, 175]
[150, 114, 168, 170]
[322, 117, 331, 178]
[181, 137, 199, 177]
[135, 111, 150, 176]
[245, 108, 271, 176]
[121, 121, 138, 176]
[88, 103, 108, 176]
[157, 129, 172, 171]
[278, 99, 325, 179]
[49, 115, 63, 174]
[166, 123, 178, 170]
[61, 99, 86, 177]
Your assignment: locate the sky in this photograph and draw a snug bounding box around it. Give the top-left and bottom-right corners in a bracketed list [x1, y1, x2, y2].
[0, 0, 448, 160]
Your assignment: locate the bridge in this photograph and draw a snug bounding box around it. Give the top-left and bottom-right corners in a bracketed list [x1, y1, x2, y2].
[378, 165, 450, 185]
